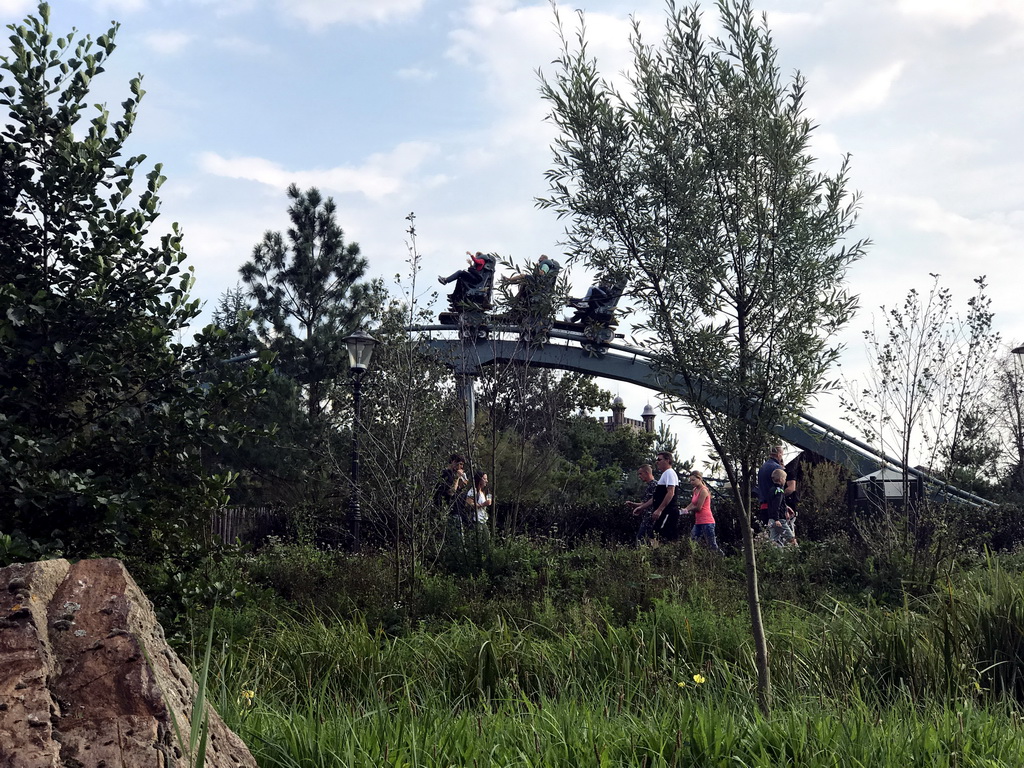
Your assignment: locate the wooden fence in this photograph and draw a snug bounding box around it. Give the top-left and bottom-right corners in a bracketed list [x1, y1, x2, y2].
[210, 506, 284, 546]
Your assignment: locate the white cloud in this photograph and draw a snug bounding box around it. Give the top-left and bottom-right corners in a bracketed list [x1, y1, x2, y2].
[144, 30, 192, 55]
[89, 0, 148, 12]
[449, 2, 642, 83]
[897, 0, 1024, 27]
[806, 130, 844, 164]
[811, 60, 905, 121]
[0, 0, 32, 17]
[277, 0, 424, 29]
[446, 2, 648, 164]
[192, 0, 257, 15]
[197, 141, 443, 202]
[884, 195, 1021, 256]
[853, 194, 1024, 321]
[396, 66, 436, 82]
[764, 9, 825, 34]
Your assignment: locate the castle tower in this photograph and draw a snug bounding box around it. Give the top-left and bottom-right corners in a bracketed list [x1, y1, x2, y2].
[611, 395, 626, 427]
[642, 403, 656, 433]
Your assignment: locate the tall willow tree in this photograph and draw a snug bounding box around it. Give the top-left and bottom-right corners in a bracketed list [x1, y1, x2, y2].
[538, 0, 868, 711]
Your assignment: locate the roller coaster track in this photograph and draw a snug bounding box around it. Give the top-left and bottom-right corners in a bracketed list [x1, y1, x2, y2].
[411, 323, 995, 508]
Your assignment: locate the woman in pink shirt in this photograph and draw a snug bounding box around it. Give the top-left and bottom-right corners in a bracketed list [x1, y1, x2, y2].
[684, 470, 721, 552]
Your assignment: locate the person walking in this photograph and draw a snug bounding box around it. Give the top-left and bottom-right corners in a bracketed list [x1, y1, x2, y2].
[651, 451, 681, 540]
[625, 463, 658, 546]
[757, 445, 794, 520]
[765, 468, 798, 546]
[683, 470, 721, 552]
[436, 454, 470, 569]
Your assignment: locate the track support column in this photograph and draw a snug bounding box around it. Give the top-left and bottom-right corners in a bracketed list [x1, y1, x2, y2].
[457, 373, 476, 431]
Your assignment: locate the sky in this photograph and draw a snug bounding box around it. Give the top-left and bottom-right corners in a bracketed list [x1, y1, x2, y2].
[3, 0, 1023, 469]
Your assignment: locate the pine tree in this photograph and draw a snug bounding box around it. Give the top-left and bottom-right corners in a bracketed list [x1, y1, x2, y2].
[240, 184, 372, 421]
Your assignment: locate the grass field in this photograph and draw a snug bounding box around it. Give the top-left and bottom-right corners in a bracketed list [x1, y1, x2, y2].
[196, 542, 1024, 766]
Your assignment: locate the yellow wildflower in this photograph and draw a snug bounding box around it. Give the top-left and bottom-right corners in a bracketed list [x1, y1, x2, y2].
[693, 673, 706, 685]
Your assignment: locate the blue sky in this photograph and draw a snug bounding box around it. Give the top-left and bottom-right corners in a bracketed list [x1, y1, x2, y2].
[4, 0, 1024, 466]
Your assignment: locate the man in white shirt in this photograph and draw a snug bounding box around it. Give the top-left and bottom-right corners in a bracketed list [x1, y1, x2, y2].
[651, 451, 681, 540]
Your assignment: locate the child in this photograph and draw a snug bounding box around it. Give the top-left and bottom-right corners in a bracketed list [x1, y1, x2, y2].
[766, 468, 798, 547]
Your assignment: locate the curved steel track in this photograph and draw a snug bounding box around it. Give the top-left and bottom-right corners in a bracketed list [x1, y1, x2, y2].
[410, 324, 993, 507]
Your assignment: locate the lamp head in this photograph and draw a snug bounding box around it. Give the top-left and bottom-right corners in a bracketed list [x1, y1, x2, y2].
[344, 329, 377, 372]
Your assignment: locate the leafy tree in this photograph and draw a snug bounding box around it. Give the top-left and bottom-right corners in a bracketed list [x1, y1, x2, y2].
[206, 285, 260, 358]
[240, 184, 373, 421]
[993, 347, 1024, 497]
[561, 416, 654, 475]
[944, 409, 1000, 496]
[330, 281, 454, 561]
[0, 4, 245, 571]
[653, 420, 678, 458]
[843, 275, 999, 498]
[347, 219, 473, 591]
[538, 0, 867, 711]
[552, 415, 656, 520]
[477, 365, 610, 447]
[195, 288, 312, 508]
[474, 359, 623, 535]
[941, 278, 999, 485]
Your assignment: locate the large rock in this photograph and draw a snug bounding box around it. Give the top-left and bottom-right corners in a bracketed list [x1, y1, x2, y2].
[0, 559, 256, 768]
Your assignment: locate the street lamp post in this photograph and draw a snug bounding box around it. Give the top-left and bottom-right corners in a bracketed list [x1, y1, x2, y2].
[344, 329, 377, 552]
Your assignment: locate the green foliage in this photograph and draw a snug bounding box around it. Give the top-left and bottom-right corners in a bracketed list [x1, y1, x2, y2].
[492, 253, 570, 329]
[538, 0, 868, 711]
[792, 460, 851, 541]
[472, 361, 658, 537]
[538, 0, 867, 501]
[844, 275, 1000, 499]
[477, 365, 609, 447]
[167, 605, 215, 768]
[653, 420, 678, 457]
[221, 545, 1024, 705]
[348, 225, 477, 585]
[226, 691, 1024, 768]
[204, 557, 1024, 766]
[560, 416, 653, 474]
[769, 559, 1024, 707]
[240, 183, 375, 422]
[219, 185, 387, 526]
[236, 536, 730, 630]
[196, 289, 314, 508]
[993, 349, 1024, 497]
[0, 3, 246, 568]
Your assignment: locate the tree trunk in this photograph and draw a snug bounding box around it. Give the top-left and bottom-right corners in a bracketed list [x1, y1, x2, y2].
[736, 466, 771, 714]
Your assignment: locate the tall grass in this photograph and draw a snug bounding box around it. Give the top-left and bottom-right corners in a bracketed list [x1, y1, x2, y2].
[770, 558, 1024, 706]
[205, 559, 1024, 766]
[224, 686, 1024, 767]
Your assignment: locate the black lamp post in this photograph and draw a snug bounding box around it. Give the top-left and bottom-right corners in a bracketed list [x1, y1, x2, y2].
[344, 329, 376, 552]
